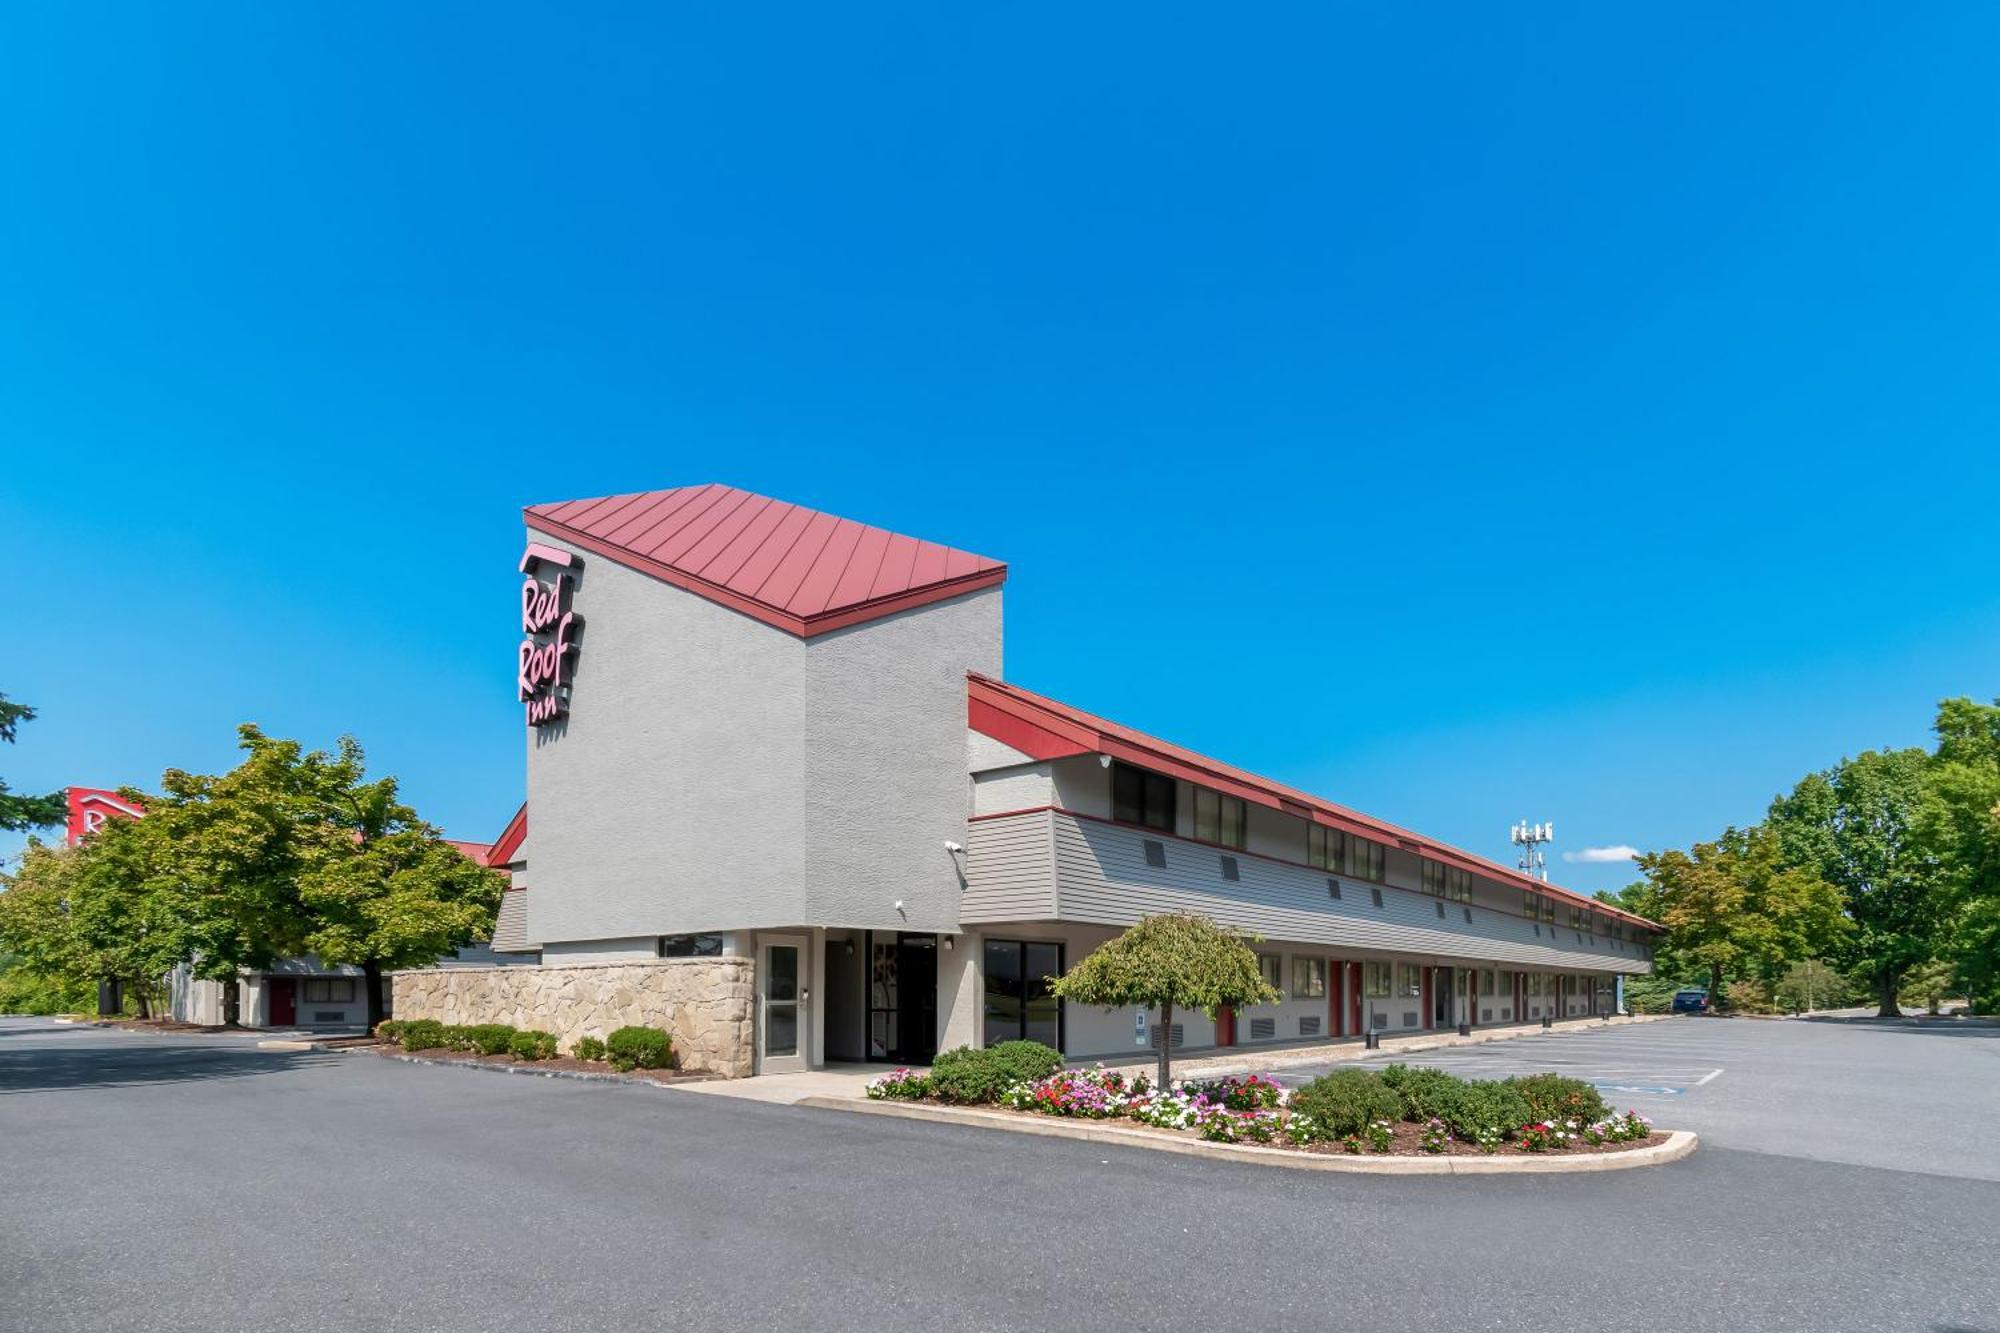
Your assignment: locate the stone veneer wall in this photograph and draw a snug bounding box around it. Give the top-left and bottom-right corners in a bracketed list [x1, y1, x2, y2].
[393, 958, 755, 1078]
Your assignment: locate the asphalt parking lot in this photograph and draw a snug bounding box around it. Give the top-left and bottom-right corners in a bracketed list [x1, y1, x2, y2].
[1, 1016, 1995, 1332]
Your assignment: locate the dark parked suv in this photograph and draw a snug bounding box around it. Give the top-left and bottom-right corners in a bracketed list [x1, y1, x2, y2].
[1671, 988, 1710, 1014]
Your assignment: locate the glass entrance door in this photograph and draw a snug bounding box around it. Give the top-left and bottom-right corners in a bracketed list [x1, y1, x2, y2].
[760, 936, 807, 1074]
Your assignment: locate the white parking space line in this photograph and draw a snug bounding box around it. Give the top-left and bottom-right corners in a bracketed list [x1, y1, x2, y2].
[1695, 1068, 1724, 1085]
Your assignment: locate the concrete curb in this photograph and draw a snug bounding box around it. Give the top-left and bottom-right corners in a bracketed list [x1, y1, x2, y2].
[358, 1046, 717, 1088]
[797, 1096, 1698, 1175]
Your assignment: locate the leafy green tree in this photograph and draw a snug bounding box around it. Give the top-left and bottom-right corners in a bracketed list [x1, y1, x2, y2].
[145, 731, 322, 1024]
[0, 839, 90, 1009]
[1772, 959, 1852, 1014]
[66, 811, 186, 1018]
[1623, 826, 1846, 1005]
[287, 742, 507, 1028]
[1048, 912, 1279, 1087]
[1919, 698, 2000, 1012]
[0, 693, 65, 832]
[147, 726, 504, 1028]
[1768, 748, 1947, 1018]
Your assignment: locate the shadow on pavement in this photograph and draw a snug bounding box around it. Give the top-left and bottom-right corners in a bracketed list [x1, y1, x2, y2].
[0, 1039, 344, 1095]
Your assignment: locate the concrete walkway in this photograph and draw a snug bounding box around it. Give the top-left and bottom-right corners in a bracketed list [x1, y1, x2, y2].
[670, 1064, 900, 1104]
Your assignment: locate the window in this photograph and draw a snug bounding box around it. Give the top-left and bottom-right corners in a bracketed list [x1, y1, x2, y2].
[1257, 954, 1282, 993]
[1446, 867, 1472, 902]
[983, 940, 1063, 1048]
[1193, 787, 1246, 849]
[1363, 962, 1391, 997]
[1398, 964, 1422, 997]
[1422, 859, 1446, 896]
[658, 933, 724, 957]
[1111, 762, 1175, 832]
[302, 977, 354, 1004]
[1308, 823, 1334, 870]
[1292, 957, 1327, 999]
[1480, 969, 1496, 997]
[1346, 833, 1386, 882]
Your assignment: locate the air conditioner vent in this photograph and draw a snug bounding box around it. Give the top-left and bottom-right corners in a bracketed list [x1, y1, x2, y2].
[312, 1011, 344, 1023]
[1402, 1012, 1419, 1028]
[1220, 855, 1239, 882]
[1143, 840, 1166, 869]
[1298, 1015, 1321, 1037]
[1148, 1023, 1185, 1049]
[1370, 888, 1384, 909]
[1481, 1008, 1493, 1023]
[1435, 902, 1445, 918]
[1463, 908, 1473, 924]
[1327, 879, 1341, 900]
[1249, 1017, 1275, 1040]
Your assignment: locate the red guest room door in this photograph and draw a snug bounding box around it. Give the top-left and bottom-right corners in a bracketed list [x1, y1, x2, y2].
[268, 978, 296, 1026]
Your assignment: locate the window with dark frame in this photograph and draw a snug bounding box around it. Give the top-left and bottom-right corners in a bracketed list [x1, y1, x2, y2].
[1112, 762, 1175, 832]
[1292, 956, 1327, 999]
[658, 934, 724, 958]
[303, 977, 354, 1004]
[982, 939, 1063, 1049]
[1192, 786, 1246, 849]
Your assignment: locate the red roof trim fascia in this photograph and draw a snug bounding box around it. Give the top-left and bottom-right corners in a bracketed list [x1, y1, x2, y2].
[526, 512, 1006, 640]
[486, 802, 528, 868]
[965, 674, 1662, 931]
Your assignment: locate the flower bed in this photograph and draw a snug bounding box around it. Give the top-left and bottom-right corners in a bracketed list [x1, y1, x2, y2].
[866, 1056, 1664, 1157]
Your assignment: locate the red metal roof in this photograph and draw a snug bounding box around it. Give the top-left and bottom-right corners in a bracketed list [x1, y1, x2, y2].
[967, 673, 1663, 931]
[525, 484, 1007, 638]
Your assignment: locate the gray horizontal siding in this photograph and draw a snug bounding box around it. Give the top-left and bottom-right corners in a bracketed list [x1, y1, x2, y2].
[962, 811, 1058, 922]
[1051, 813, 1651, 974]
[490, 890, 536, 953]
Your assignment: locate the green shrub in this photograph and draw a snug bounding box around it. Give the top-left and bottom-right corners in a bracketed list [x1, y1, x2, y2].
[438, 1024, 473, 1052]
[985, 1040, 1064, 1085]
[926, 1046, 1025, 1104]
[1380, 1065, 1471, 1121]
[465, 1023, 517, 1056]
[1509, 1073, 1608, 1124]
[508, 1030, 557, 1061]
[573, 1035, 606, 1062]
[398, 1019, 447, 1051]
[1286, 1069, 1401, 1140]
[606, 1025, 673, 1072]
[373, 1019, 403, 1042]
[1442, 1079, 1533, 1141]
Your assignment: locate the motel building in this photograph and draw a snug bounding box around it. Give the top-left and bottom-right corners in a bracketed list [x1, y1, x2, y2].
[451, 482, 1664, 1076]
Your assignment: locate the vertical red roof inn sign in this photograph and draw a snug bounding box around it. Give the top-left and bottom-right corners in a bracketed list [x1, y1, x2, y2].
[518, 542, 583, 728]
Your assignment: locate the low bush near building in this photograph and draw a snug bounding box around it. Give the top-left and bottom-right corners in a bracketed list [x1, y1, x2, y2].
[926, 1046, 1014, 1104]
[572, 1035, 606, 1062]
[1440, 1079, 1532, 1144]
[986, 1040, 1064, 1085]
[466, 1024, 517, 1056]
[373, 1020, 402, 1042]
[1379, 1064, 1470, 1121]
[508, 1030, 557, 1062]
[439, 1025, 474, 1052]
[1285, 1070, 1401, 1142]
[398, 1019, 447, 1051]
[605, 1025, 673, 1072]
[1508, 1073, 1608, 1125]
[865, 1068, 933, 1100]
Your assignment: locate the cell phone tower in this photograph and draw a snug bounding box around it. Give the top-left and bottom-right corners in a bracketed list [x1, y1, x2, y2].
[1510, 820, 1553, 881]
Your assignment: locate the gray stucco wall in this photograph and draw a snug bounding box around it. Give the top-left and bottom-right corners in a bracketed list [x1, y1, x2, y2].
[802, 589, 1001, 934]
[524, 532, 1001, 947]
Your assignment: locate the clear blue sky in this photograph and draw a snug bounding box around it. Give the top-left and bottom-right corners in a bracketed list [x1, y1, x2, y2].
[4, 4, 1997, 893]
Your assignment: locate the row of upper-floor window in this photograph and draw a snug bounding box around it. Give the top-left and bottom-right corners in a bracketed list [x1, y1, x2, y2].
[1253, 955, 1608, 1002]
[1109, 761, 1643, 942]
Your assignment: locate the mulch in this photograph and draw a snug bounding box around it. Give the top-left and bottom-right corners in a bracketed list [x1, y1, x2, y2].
[365, 1041, 713, 1085]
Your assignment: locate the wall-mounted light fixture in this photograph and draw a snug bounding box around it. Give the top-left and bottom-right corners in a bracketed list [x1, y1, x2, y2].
[942, 937, 954, 951]
[1098, 754, 1112, 769]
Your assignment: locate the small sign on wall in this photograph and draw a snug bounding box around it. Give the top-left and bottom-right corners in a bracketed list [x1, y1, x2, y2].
[1134, 1009, 1148, 1047]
